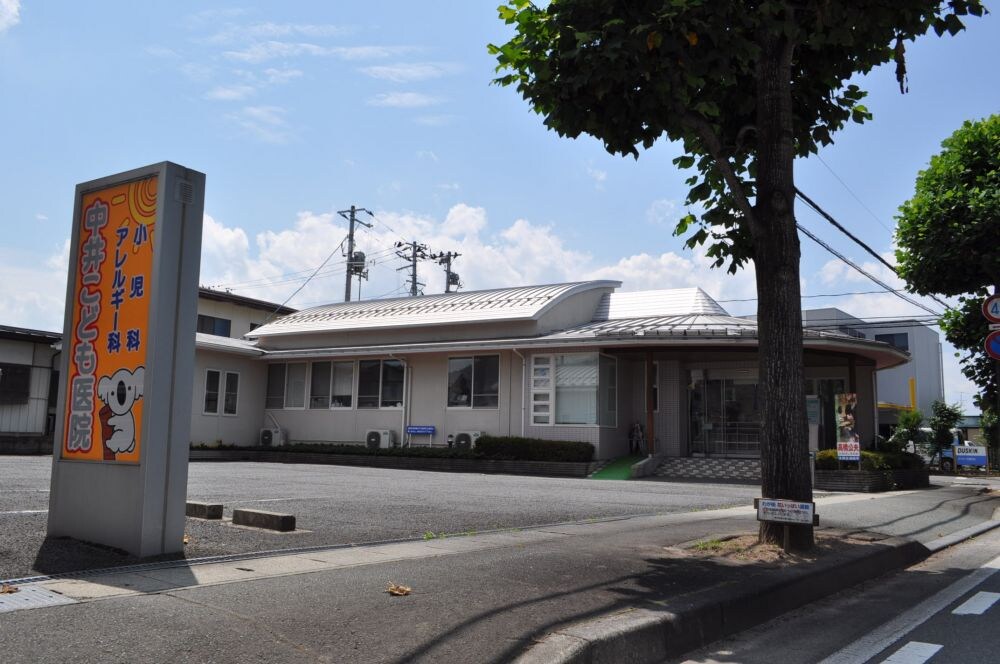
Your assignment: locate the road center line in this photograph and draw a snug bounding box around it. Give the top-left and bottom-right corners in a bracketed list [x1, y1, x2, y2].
[818, 552, 1000, 664]
[952, 591, 1000, 615]
[881, 641, 943, 664]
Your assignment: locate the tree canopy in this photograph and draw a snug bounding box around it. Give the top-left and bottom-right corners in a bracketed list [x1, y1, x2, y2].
[492, 0, 984, 270]
[491, 0, 983, 550]
[895, 115, 1000, 415]
[896, 115, 1000, 296]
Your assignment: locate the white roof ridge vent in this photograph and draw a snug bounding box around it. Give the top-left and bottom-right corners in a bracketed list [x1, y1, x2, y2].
[594, 287, 729, 320]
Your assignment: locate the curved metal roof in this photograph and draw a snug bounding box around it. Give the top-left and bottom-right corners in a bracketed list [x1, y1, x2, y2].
[594, 288, 729, 320]
[247, 281, 620, 338]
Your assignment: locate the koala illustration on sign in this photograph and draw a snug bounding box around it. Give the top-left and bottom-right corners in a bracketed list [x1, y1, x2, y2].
[97, 366, 145, 460]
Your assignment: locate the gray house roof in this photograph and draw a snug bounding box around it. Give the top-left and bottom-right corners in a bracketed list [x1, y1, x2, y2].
[247, 281, 620, 338]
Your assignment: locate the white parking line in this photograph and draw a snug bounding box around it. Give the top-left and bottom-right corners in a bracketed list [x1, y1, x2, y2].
[881, 641, 942, 664]
[819, 553, 1000, 664]
[0, 509, 48, 515]
[952, 591, 1000, 615]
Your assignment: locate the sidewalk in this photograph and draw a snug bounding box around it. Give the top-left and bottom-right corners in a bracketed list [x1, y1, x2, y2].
[2, 484, 998, 664]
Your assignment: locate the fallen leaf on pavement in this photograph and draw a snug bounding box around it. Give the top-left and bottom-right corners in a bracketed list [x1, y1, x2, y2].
[183, 534, 191, 545]
[1, 584, 20, 594]
[386, 583, 411, 596]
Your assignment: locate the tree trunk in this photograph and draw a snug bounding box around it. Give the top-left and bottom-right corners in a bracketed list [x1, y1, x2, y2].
[753, 33, 813, 550]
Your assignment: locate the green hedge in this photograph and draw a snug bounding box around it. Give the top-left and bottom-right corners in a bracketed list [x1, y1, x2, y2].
[815, 449, 925, 471]
[191, 436, 595, 463]
[474, 435, 595, 463]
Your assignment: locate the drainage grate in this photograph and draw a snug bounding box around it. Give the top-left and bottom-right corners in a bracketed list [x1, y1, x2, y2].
[0, 586, 77, 613]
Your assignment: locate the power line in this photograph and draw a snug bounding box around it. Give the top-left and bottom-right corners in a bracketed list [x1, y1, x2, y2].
[795, 221, 942, 316]
[795, 188, 952, 311]
[260, 235, 348, 325]
[814, 154, 894, 233]
[718, 288, 895, 303]
[796, 188, 898, 275]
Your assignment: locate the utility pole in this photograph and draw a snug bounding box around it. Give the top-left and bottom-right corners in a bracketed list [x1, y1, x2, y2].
[337, 205, 373, 302]
[395, 241, 429, 297]
[431, 251, 462, 293]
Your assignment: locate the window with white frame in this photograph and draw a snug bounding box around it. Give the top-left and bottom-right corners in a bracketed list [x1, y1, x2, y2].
[205, 369, 239, 415]
[331, 362, 354, 408]
[309, 361, 331, 409]
[600, 354, 617, 427]
[531, 355, 553, 424]
[448, 355, 499, 408]
[358, 359, 404, 409]
[555, 354, 598, 425]
[265, 364, 285, 409]
[204, 369, 220, 414]
[285, 362, 307, 409]
[531, 353, 617, 426]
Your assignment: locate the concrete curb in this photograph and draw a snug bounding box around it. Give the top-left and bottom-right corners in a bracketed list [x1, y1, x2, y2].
[232, 509, 296, 532]
[185, 501, 223, 520]
[514, 533, 939, 664]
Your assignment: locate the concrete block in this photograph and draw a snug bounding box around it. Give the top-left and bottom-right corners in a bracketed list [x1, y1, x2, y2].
[186, 501, 223, 519]
[232, 508, 295, 532]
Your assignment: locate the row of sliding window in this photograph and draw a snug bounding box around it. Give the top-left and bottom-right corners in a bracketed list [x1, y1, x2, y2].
[265, 356, 500, 411]
[531, 353, 617, 427]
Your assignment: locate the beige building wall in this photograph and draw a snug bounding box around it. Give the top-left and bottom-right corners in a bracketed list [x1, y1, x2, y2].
[197, 298, 275, 339]
[190, 350, 267, 446]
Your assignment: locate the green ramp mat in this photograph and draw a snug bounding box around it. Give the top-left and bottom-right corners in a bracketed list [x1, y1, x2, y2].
[589, 455, 644, 480]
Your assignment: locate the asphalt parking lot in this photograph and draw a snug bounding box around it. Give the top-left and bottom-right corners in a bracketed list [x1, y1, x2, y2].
[1, 456, 760, 580]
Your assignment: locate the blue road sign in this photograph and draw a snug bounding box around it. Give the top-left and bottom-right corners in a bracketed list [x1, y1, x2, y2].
[406, 425, 436, 435]
[986, 330, 1000, 361]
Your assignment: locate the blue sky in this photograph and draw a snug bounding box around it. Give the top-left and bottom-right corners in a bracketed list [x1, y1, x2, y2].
[1, 2, 997, 406]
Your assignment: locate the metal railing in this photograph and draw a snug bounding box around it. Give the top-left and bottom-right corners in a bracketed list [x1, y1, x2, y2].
[690, 421, 761, 457]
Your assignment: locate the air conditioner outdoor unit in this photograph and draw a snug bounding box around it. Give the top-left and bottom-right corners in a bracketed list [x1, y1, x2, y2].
[452, 431, 482, 450]
[365, 429, 396, 449]
[259, 427, 285, 447]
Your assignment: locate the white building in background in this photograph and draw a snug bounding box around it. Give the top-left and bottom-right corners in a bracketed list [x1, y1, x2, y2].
[802, 307, 944, 437]
[0, 325, 61, 453]
[201, 282, 905, 459]
[2, 285, 912, 461]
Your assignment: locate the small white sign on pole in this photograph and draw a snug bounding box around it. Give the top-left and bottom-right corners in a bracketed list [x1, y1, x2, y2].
[755, 498, 815, 525]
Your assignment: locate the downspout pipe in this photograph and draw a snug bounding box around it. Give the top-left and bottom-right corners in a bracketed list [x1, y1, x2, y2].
[512, 348, 526, 438]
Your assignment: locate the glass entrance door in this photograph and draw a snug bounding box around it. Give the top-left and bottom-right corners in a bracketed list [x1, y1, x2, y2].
[690, 377, 761, 457]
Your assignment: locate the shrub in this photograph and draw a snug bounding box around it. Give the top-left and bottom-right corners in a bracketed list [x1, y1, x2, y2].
[190, 437, 596, 463]
[814, 449, 925, 471]
[474, 435, 595, 463]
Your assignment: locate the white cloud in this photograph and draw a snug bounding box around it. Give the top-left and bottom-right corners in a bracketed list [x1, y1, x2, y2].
[193, 202, 765, 310]
[205, 84, 256, 101]
[0, 243, 68, 332]
[35, 213, 48, 221]
[368, 92, 442, 108]
[437, 183, 461, 191]
[0, 0, 20, 34]
[262, 67, 303, 84]
[586, 165, 607, 188]
[226, 105, 292, 144]
[414, 114, 457, 127]
[224, 42, 402, 64]
[207, 22, 350, 45]
[360, 62, 460, 83]
[145, 45, 180, 59]
[416, 150, 439, 162]
[646, 199, 678, 227]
